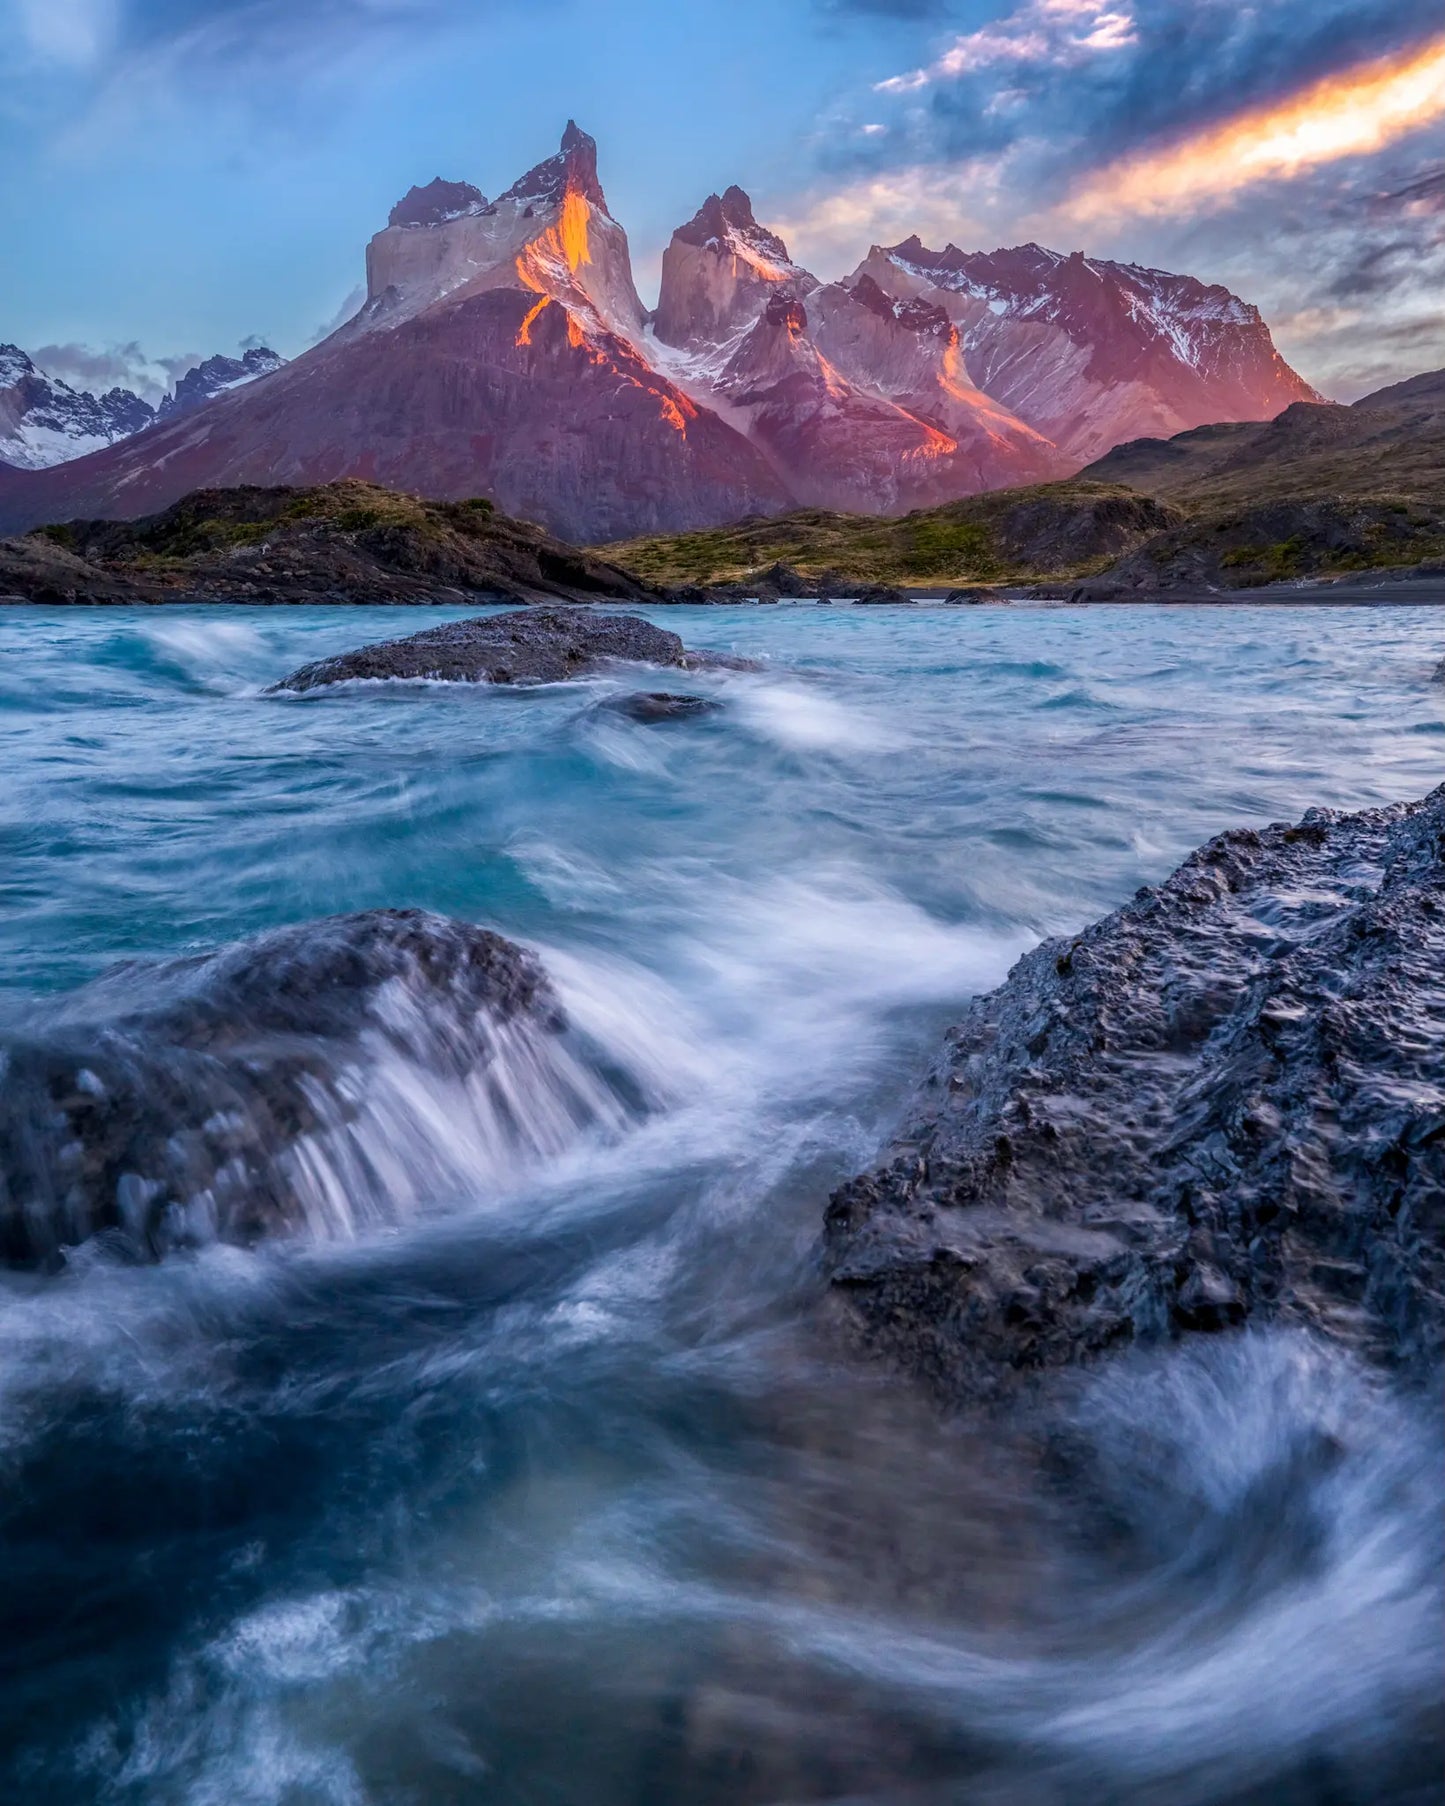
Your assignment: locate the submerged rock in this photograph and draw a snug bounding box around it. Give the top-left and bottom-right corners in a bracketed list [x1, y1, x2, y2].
[271, 607, 694, 692]
[0, 909, 588, 1267]
[825, 787, 1445, 1404]
[599, 691, 723, 723]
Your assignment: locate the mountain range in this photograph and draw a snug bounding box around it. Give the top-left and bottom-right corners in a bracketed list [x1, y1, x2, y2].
[0, 123, 1319, 541]
[0, 344, 287, 472]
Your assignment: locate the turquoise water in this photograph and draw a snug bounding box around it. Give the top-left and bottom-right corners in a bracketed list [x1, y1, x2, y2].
[0, 603, 1440, 1802]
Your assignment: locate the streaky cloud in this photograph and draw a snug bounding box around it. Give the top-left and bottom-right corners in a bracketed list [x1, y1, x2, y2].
[1066, 32, 1445, 220]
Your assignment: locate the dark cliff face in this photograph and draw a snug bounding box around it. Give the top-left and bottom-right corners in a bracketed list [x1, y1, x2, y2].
[388, 178, 487, 228]
[826, 786, 1445, 1405]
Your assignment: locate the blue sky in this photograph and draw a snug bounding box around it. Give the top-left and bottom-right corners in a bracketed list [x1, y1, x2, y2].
[6, 0, 1444, 402]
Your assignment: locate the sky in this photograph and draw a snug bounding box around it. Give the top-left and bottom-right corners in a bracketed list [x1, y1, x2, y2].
[4, 0, 1443, 403]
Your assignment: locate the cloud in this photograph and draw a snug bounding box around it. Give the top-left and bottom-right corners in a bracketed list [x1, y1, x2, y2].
[309, 286, 366, 344]
[22, 340, 286, 401]
[838, 0, 1445, 182]
[26, 339, 196, 402]
[1066, 32, 1445, 221]
[775, 158, 1005, 270]
[876, 0, 1137, 94]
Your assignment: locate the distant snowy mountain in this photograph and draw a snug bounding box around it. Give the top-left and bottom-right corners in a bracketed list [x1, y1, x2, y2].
[0, 346, 154, 470]
[157, 347, 287, 422]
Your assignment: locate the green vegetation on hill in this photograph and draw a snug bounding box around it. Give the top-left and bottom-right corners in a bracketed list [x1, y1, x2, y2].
[601, 483, 1182, 589]
[1, 482, 647, 607]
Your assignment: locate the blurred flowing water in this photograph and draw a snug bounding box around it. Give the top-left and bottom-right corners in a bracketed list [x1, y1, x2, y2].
[0, 602, 1440, 1804]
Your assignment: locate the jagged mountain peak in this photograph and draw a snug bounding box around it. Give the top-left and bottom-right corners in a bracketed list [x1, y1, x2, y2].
[674, 187, 792, 267]
[844, 274, 952, 341]
[0, 343, 35, 384]
[654, 187, 814, 351]
[0, 345, 155, 470]
[389, 178, 488, 229]
[500, 120, 609, 215]
[855, 237, 1320, 464]
[157, 347, 287, 422]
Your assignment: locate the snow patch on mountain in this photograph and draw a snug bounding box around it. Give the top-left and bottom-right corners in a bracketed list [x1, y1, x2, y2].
[0, 345, 155, 470]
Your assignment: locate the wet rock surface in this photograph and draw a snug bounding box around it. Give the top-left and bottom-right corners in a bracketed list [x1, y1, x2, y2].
[599, 691, 723, 723]
[825, 787, 1445, 1404]
[0, 909, 562, 1267]
[271, 607, 699, 692]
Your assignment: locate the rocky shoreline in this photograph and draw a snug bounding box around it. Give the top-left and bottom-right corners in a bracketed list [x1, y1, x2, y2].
[825, 786, 1445, 1406]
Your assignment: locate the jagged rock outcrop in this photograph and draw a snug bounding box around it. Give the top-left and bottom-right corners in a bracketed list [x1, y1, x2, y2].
[0, 910, 567, 1267]
[269, 605, 706, 691]
[652, 200, 1067, 509]
[388, 177, 487, 228]
[599, 691, 722, 722]
[362, 117, 645, 339]
[156, 347, 286, 422]
[0, 345, 154, 470]
[852, 240, 1321, 465]
[702, 287, 1058, 514]
[653, 186, 816, 351]
[826, 788, 1445, 1404]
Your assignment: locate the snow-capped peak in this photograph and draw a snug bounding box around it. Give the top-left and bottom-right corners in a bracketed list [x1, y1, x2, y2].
[157, 347, 287, 422]
[0, 344, 156, 471]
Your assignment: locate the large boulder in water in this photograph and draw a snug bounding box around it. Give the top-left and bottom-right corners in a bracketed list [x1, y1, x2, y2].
[270, 607, 703, 693]
[0, 909, 610, 1268]
[825, 786, 1445, 1403]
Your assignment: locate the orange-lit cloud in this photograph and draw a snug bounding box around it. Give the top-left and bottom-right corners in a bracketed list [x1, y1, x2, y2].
[1068, 33, 1445, 220]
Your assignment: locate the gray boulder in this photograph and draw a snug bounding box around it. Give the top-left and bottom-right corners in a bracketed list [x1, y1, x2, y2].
[271, 607, 698, 692]
[825, 787, 1445, 1404]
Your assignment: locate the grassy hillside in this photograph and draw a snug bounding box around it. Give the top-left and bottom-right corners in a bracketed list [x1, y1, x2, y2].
[601, 483, 1183, 589]
[2, 481, 653, 606]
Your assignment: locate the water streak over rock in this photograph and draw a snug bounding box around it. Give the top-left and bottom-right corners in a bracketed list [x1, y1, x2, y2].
[0, 909, 631, 1266]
